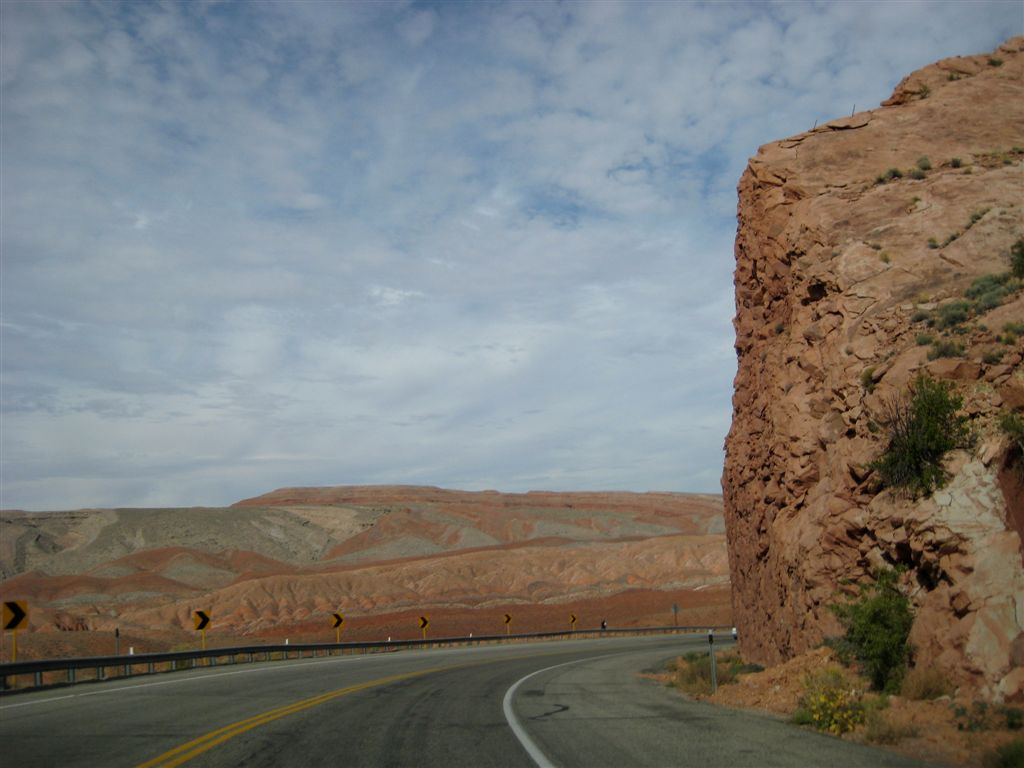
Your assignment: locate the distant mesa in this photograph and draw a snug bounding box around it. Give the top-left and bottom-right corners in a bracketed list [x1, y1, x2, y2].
[0, 485, 730, 659]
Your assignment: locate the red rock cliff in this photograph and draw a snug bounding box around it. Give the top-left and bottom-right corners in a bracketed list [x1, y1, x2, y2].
[723, 38, 1024, 701]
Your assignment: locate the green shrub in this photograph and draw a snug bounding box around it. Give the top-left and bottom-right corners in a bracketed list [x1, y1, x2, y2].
[916, 156, 931, 171]
[794, 667, 865, 734]
[869, 374, 971, 496]
[983, 350, 1004, 365]
[916, 333, 934, 346]
[943, 232, 959, 246]
[936, 300, 971, 328]
[909, 168, 927, 180]
[970, 274, 1011, 299]
[988, 57, 1004, 67]
[861, 367, 877, 392]
[1003, 413, 1024, 479]
[830, 569, 914, 692]
[1012, 239, 1024, 279]
[900, 666, 954, 700]
[969, 208, 990, 225]
[1006, 322, 1024, 335]
[878, 167, 903, 184]
[928, 237, 939, 249]
[911, 310, 930, 323]
[983, 739, 1024, 768]
[950, 157, 962, 168]
[956, 701, 996, 732]
[928, 340, 964, 360]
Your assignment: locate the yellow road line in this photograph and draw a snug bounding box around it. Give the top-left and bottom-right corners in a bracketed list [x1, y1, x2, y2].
[136, 641, 636, 768]
[136, 666, 443, 768]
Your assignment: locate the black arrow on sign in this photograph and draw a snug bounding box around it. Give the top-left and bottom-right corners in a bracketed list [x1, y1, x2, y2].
[332, 613, 344, 628]
[194, 610, 211, 631]
[419, 616, 429, 629]
[504, 613, 512, 624]
[3, 601, 27, 631]
[570, 613, 577, 626]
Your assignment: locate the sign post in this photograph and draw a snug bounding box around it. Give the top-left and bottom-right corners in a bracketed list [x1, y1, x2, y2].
[672, 603, 678, 627]
[332, 613, 344, 644]
[419, 615, 430, 641]
[569, 613, 577, 632]
[504, 613, 512, 636]
[708, 630, 718, 693]
[3, 601, 28, 662]
[193, 610, 211, 650]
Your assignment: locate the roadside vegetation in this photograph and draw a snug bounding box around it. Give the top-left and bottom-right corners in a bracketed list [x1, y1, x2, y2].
[667, 649, 762, 697]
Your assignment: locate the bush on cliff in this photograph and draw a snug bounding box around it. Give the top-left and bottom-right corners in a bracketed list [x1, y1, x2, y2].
[1012, 238, 1024, 279]
[830, 569, 914, 693]
[869, 374, 971, 496]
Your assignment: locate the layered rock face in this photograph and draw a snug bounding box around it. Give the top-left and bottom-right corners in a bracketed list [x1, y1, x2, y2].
[723, 38, 1024, 701]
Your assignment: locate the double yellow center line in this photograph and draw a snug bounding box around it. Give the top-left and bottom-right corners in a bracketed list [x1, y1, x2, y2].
[136, 666, 443, 768]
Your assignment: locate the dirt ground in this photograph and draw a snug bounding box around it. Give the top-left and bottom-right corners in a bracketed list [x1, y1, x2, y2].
[661, 646, 1023, 768]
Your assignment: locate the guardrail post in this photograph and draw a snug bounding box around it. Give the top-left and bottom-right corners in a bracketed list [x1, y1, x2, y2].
[68, 668, 75, 683]
[34, 671, 42, 687]
[98, 666, 105, 680]
[148, 661, 155, 674]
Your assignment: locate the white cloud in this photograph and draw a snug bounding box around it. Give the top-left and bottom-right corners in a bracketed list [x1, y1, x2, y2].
[1, 0, 1019, 509]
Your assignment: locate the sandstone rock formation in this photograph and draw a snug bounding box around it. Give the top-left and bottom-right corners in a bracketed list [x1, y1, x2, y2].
[0, 487, 729, 656]
[723, 38, 1024, 701]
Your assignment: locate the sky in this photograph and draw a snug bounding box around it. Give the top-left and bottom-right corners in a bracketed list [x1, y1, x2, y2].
[1, 1, 1020, 511]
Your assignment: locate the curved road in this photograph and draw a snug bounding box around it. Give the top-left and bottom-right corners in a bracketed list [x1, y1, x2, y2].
[0, 634, 934, 767]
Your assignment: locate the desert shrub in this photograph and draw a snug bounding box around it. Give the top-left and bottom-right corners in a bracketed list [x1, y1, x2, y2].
[1004, 706, 1024, 731]
[950, 157, 962, 168]
[916, 333, 935, 346]
[983, 739, 1024, 768]
[1012, 239, 1024, 279]
[864, 709, 920, 744]
[869, 374, 971, 496]
[909, 168, 927, 180]
[900, 666, 954, 700]
[911, 310, 930, 323]
[916, 156, 932, 171]
[1006, 322, 1024, 335]
[669, 650, 760, 696]
[988, 57, 1004, 67]
[830, 569, 914, 692]
[927, 237, 939, 249]
[794, 667, 865, 734]
[956, 701, 996, 732]
[928, 340, 964, 360]
[877, 167, 903, 184]
[967, 273, 1015, 312]
[969, 208, 990, 225]
[1004, 412, 1024, 450]
[936, 300, 971, 329]
[1003, 413, 1024, 479]
[861, 367, 877, 392]
[983, 350, 1004, 365]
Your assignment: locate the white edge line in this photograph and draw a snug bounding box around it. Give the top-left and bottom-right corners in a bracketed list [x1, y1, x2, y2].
[502, 652, 621, 768]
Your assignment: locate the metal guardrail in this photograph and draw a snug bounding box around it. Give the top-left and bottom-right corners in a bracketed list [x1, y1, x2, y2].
[0, 625, 733, 693]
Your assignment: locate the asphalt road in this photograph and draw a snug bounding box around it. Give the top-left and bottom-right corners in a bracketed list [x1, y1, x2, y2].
[0, 634, 937, 768]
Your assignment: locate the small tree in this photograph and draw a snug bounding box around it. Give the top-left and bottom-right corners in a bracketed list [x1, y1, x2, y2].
[831, 569, 914, 692]
[1011, 238, 1024, 279]
[869, 374, 971, 496]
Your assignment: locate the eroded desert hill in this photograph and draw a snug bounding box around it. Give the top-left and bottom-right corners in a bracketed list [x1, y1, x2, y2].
[0, 486, 729, 656]
[724, 38, 1023, 701]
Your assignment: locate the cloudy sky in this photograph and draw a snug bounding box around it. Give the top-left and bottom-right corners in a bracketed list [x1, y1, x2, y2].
[1, 1, 1019, 510]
